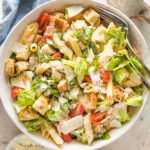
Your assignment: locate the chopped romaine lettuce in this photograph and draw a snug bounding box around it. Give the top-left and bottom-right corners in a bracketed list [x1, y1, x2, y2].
[31, 76, 43, 90]
[125, 96, 143, 107]
[64, 87, 80, 100]
[38, 51, 51, 63]
[10, 52, 16, 59]
[24, 118, 44, 132]
[72, 27, 93, 44]
[73, 128, 87, 144]
[90, 59, 99, 71]
[117, 49, 128, 56]
[113, 60, 130, 71]
[97, 100, 109, 106]
[100, 132, 111, 140]
[131, 57, 144, 72]
[74, 57, 88, 76]
[17, 89, 35, 106]
[118, 110, 130, 123]
[63, 57, 88, 76]
[107, 57, 122, 71]
[105, 26, 125, 44]
[90, 43, 99, 55]
[133, 86, 143, 95]
[59, 97, 72, 113]
[45, 108, 66, 122]
[114, 68, 129, 85]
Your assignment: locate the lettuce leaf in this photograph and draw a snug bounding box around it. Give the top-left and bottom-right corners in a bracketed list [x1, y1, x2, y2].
[72, 27, 93, 44]
[45, 108, 66, 122]
[73, 128, 87, 144]
[100, 132, 111, 140]
[107, 57, 122, 71]
[105, 27, 125, 44]
[74, 57, 88, 76]
[17, 89, 35, 106]
[118, 110, 130, 123]
[24, 118, 44, 132]
[113, 60, 130, 71]
[114, 68, 129, 85]
[97, 100, 109, 106]
[133, 86, 143, 95]
[63, 57, 88, 77]
[62, 59, 75, 68]
[125, 96, 143, 107]
[115, 103, 130, 123]
[131, 57, 144, 72]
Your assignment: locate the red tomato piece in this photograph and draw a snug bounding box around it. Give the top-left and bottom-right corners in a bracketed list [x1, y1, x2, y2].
[52, 52, 62, 59]
[61, 133, 72, 142]
[11, 87, 22, 100]
[69, 103, 85, 118]
[91, 112, 107, 125]
[37, 12, 50, 33]
[38, 34, 53, 44]
[83, 75, 92, 83]
[99, 70, 111, 83]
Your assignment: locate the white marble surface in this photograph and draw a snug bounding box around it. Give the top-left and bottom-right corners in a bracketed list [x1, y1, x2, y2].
[0, 0, 150, 150]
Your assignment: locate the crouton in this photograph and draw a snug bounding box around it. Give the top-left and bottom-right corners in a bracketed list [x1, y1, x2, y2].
[83, 8, 100, 26]
[54, 18, 69, 32]
[15, 61, 29, 74]
[33, 95, 51, 115]
[35, 63, 50, 75]
[57, 79, 67, 92]
[5, 59, 15, 77]
[16, 49, 30, 61]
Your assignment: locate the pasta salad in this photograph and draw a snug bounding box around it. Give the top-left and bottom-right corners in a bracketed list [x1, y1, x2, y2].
[5, 5, 145, 145]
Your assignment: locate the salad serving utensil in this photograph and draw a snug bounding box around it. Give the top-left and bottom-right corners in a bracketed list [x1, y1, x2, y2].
[97, 7, 150, 88]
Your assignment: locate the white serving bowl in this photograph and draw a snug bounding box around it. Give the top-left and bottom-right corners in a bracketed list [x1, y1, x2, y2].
[0, 0, 149, 150]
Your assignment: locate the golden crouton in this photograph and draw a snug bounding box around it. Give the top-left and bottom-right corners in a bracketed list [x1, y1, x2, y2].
[15, 61, 29, 74]
[57, 79, 67, 92]
[5, 59, 15, 77]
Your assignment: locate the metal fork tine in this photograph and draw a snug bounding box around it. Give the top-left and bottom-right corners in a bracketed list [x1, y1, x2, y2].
[97, 7, 128, 29]
[96, 6, 150, 88]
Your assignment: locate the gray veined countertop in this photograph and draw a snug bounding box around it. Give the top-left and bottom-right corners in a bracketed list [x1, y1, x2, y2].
[0, 0, 150, 149]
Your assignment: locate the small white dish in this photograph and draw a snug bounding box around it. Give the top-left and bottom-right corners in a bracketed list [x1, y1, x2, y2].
[6, 134, 48, 150]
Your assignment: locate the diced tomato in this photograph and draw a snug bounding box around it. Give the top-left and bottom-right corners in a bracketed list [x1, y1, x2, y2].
[83, 75, 92, 83]
[91, 112, 107, 125]
[11, 87, 22, 100]
[69, 103, 85, 118]
[37, 12, 50, 33]
[61, 133, 72, 142]
[38, 34, 53, 44]
[52, 52, 62, 59]
[99, 70, 111, 83]
[44, 34, 53, 39]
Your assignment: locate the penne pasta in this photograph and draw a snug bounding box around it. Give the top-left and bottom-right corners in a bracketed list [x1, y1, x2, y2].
[19, 23, 38, 46]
